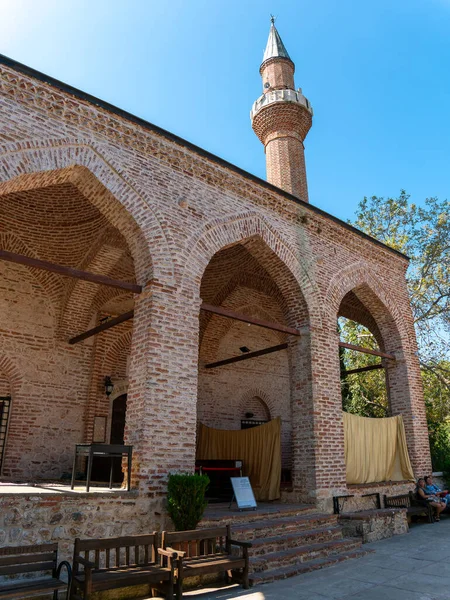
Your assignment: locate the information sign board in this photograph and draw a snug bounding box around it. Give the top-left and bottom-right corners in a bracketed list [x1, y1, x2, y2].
[230, 476, 257, 509]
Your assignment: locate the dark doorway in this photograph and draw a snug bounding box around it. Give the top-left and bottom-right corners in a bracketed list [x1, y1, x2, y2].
[91, 394, 127, 485]
[110, 395, 127, 444]
[110, 394, 127, 484]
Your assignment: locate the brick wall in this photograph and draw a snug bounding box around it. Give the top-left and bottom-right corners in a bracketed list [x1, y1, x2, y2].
[0, 60, 431, 508]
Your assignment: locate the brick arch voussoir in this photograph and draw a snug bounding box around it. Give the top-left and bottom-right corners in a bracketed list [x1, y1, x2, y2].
[325, 262, 411, 354]
[181, 213, 321, 327]
[0, 355, 23, 397]
[0, 139, 174, 285]
[103, 329, 133, 374]
[238, 388, 278, 421]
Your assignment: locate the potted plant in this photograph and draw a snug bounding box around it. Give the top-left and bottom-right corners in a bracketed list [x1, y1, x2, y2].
[167, 473, 209, 531]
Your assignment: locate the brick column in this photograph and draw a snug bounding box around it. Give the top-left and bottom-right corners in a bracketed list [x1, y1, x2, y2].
[386, 350, 431, 476]
[290, 326, 347, 510]
[124, 283, 201, 500]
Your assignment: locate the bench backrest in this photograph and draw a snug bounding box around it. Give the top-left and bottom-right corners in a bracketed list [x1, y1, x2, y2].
[383, 493, 411, 509]
[0, 543, 58, 578]
[161, 526, 231, 559]
[73, 534, 158, 573]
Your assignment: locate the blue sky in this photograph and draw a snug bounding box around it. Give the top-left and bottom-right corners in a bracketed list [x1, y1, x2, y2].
[1, 0, 449, 221]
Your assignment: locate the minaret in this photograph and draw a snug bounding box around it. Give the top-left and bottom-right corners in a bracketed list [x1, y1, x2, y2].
[251, 18, 313, 202]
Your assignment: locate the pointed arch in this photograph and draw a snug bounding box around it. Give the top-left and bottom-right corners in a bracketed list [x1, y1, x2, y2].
[324, 261, 413, 356]
[0, 139, 175, 284]
[238, 388, 278, 420]
[0, 355, 23, 397]
[181, 212, 321, 327]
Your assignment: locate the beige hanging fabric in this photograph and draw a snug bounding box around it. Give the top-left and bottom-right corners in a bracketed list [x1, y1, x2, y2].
[196, 418, 281, 501]
[343, 411, 414, 484]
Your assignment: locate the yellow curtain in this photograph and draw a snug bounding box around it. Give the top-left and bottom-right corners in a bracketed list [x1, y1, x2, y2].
[196, 418, 281, 501]
[343, 412, 414, 484]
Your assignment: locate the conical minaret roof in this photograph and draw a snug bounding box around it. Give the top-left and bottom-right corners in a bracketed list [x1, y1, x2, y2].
[262, 17, 291, 64]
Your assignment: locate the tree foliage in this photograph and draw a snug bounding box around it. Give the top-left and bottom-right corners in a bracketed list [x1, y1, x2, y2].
[339, 318, 388, 418]
[352, 191, 450, 370]
[345, 191, 450, 469]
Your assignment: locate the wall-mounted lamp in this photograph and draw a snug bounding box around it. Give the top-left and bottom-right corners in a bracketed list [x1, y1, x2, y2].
[245, 412, 254, 419]
[104, 376, 114, 397]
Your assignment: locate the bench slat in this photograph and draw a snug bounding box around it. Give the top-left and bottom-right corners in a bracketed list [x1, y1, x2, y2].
[0, 561, 55, 577]
[73, 565, 171, 592]
[76, 535, 156, 551]
[163, 527, 227, 544]
[0, 553, 56, 567]
[183, 556, 246, 576]
[0, 545, 57, 557]
[0, 578, 66, 600]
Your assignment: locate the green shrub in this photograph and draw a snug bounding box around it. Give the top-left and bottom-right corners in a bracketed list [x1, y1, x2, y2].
[167, 473, 209, 531]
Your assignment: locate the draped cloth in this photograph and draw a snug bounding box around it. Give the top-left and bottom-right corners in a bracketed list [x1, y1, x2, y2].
[196, 418, 281, 501]
[343, 412, 415, 484]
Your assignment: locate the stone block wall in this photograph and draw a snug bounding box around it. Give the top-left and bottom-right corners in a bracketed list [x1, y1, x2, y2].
[339, 509, 409, 543]
[0, 492, 162, 564]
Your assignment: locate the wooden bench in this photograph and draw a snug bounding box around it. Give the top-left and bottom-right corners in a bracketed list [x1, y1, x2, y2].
[384, 491, 434, 523]
[161, 526, 251, 600]
[0, 543, 71, 600]
[70, 534, 177, 600]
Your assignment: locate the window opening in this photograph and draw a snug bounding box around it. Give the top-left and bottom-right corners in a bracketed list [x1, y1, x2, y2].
[0, 396, 11, 473]
[241, 419, 268, 430]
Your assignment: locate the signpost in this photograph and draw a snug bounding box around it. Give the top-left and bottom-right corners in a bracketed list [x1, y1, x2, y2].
[229, 477, 257, 510]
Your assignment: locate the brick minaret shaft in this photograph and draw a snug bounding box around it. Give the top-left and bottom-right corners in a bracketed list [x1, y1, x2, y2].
[251, 18, 313, 202]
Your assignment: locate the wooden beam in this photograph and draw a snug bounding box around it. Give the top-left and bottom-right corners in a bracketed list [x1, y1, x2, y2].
[205, 343, 288, 369]
[200, 303, 300, 336]
[69, 311, 134, 344]
[0, 249, 142, 293]
[339, 341, 395, 360]
[341, 363, 384, 376]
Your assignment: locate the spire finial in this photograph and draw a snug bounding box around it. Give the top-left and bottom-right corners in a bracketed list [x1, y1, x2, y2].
[262, 16, 291, 63]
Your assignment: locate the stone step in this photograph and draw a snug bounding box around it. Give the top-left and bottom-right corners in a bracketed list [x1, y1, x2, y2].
[250, 547, 372, 584]
[250, 538, 363, 573]
[248, 526, 343, 556]
[200, 503, 315, 528]
[230, 513, 338, 541]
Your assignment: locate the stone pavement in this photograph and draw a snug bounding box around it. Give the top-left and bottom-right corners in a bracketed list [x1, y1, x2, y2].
[184, 518, 450, 599]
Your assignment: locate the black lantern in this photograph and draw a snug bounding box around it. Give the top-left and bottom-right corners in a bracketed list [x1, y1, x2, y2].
[104, 376, 114, 397]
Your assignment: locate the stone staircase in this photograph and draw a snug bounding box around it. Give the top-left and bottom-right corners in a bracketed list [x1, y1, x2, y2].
[200, 504, 371, 584]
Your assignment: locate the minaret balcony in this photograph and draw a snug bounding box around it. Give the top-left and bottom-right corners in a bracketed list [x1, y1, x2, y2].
[250, 88, 313, 121]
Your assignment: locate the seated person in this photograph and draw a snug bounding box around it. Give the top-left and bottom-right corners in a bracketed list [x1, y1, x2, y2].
[416, 477, 446, 521]
[425, 475, 450, 506]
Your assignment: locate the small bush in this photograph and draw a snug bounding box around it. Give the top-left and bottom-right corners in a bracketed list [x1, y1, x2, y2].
[167, 473, 209, 531]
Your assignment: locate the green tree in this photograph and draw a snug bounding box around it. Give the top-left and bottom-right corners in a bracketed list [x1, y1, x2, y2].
[339, 318, 388, 418]
[348, 191, 450, 468]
